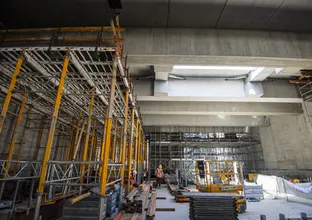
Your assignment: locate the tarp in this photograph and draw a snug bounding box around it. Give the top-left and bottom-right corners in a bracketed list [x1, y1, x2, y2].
[256, 174, 312, 206]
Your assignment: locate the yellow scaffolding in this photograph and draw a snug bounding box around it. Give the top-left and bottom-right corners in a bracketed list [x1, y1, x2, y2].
[0, 55, 24, 133]
[0, 17, 148, 220]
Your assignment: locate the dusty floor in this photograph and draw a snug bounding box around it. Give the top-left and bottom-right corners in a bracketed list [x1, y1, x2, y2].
[154, 186, 312, 220]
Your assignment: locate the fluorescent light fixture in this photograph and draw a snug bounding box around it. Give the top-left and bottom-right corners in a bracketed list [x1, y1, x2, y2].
[275, 68, 284, 74]
[173, 65, 257, 71]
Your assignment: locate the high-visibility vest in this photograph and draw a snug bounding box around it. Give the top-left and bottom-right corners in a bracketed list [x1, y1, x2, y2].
[156, 168, 164, 178]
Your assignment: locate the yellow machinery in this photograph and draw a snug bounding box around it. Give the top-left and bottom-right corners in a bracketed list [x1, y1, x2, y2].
[195, 160, 247, 213]
[248, 173, 259, 182]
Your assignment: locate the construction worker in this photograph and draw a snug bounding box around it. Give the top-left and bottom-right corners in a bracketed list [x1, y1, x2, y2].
[155, 164, 164, 188]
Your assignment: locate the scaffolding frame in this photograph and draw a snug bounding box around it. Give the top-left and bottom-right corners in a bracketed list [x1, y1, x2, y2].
[0, 18, 148, 220]
[147, 126, 264, 181]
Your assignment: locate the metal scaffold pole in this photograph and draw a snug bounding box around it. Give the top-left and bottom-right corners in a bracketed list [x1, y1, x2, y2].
[87, 119, 97, 176]
[4, 92, 27, 173]
[98, 51, 118, 220]
[33, 51, 70, 220]
[0, 53, 24, 133]
[13, 106, 32, 174]
[80, 89, 95, 182]
[111, 118, 118, 162]
[127, 107, 135, 192]
[0, 92, 27, 199]
[118, 117, 124, 162]
[120, 91, 129, 183]
[134, 119, 139, 171]
[65, 119, 76, 163]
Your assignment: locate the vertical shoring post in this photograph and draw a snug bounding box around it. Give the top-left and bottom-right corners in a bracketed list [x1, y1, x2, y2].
[80, 89, 95, 182]
[53, 130, 61, 160]
[98, 51, 118, 220]
[13, 106, 31, 175]
[0, 92, 27, 200]
[137, 127, 142, 178]
[65, 119, 75, 168]
[99, 108, 108, 175]
[118, 119, 124, 162]
[136, 124, 141, 183]
[4, 92, 27, 175]
[33, 51, 70, 220]
[143, 129, 146, 180]
[120, 91, 129, 184]
[73, 110, 83, 159]
[0, 53, 24, 133]
[33, 115, 47, 161]
[111, 118, 118, 163]
[134, 120, 139, 171]
[127, 108, 135, 192]
[88, 119, 96, 176]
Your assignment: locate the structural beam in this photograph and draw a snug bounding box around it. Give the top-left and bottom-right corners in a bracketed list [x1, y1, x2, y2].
[124, 28, 312, 68]
[137, 96, 303, 103]
[0, 55, 24, 133]
[138, 101, 302, 116]
[142, 115, 267, 127]
[33, 51, 70, 220]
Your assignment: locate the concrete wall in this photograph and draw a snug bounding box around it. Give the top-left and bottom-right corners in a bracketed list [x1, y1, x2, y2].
[132, 79, 154, 96]
[259, 114, 312, 174]
[0, 106, 66, 164]
[262, 80, 299, 98]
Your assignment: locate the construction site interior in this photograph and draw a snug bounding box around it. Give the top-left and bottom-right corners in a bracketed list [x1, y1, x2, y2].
[1, 0, 312, 220]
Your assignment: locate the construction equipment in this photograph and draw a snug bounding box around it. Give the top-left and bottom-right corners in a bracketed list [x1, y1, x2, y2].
[195, 160, 246, 213]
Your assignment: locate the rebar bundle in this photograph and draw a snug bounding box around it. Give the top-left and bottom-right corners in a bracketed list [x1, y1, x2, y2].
[189, 196, 238, 220]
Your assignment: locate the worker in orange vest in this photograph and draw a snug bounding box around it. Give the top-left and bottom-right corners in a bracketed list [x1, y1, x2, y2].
[155, 164, 164, 188]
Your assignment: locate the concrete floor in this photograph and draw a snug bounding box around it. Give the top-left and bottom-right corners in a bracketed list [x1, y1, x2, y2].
[154, 186, 312, 220]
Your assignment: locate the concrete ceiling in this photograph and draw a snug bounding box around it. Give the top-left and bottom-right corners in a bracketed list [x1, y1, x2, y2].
[2, 0, 312, 32]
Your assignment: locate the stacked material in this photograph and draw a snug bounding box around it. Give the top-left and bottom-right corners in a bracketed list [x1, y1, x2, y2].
[116, 187, 125, 209]
[125, 183, 151, 213]
[189, 196, 238, 220]
[106, 191, 117, 217]
[244, 184, 264, 200]
[62, 194, 106, 220]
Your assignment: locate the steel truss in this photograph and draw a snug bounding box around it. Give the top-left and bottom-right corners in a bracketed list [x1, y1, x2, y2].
[0, 19, 148, 220]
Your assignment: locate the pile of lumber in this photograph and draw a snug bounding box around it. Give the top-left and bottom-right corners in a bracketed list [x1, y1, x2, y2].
[189, 196, 238, 220]
[147, 191, 156, 220]
[167, 184, 177, 195]
[125, 184, 151, 213]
